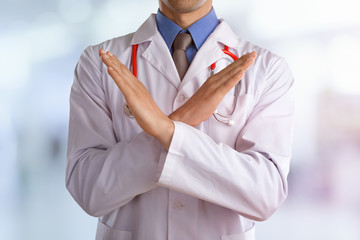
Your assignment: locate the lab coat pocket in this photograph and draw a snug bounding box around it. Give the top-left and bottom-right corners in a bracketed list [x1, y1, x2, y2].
[221, 224, 255, 240]
[96, 220, 132, 240]
[208, 94, 255, 146]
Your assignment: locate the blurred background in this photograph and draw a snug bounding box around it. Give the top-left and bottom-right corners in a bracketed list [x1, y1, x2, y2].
[1, 0, 360, 239]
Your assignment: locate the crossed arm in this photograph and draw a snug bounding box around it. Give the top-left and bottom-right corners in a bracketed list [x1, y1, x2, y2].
[99, 49, 256, 150]
[67, 47, 293, 219]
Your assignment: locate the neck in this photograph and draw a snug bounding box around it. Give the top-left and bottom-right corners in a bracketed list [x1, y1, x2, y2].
[159, 1, 212, 29]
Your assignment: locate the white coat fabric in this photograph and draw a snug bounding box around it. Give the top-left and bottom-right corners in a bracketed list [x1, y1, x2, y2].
[66, 13, 294, 240]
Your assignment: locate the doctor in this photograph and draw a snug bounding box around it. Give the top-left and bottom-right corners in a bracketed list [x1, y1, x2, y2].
[66, 0, 294, 239]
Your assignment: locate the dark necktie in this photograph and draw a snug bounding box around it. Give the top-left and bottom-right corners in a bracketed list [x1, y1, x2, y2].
[172, 33, 193, 79]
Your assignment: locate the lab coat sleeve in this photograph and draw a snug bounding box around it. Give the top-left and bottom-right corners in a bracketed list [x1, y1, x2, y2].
[66, 46, 161, 217]
[157, 57, 294, 221]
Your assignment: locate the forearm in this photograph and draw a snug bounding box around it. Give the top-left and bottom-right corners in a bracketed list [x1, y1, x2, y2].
[100, 49, 175, 150]
[157, 121, 289, 221]
[161, 56, 294, 220]
[66, 131, 162, 217]
[99, 49, 256, 150]
[154, 118, 175, 150]
[67, 48, 165, 217]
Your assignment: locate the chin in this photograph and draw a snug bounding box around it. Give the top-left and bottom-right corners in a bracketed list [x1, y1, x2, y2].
[163, 0, 208, 13]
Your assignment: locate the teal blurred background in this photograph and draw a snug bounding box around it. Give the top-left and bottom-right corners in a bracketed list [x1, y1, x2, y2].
[1, 0, 360, 239]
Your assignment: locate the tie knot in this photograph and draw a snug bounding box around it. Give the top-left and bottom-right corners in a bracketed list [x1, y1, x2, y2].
[173, 33, 193, 52]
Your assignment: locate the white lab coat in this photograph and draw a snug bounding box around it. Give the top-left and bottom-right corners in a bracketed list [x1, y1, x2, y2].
[66, 14, 294, 240]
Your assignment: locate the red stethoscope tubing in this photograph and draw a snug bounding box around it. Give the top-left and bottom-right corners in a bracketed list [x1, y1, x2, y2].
[131, 44, 238, 77]
[132, 44, 138, 78]
[211, 45, 238, 71]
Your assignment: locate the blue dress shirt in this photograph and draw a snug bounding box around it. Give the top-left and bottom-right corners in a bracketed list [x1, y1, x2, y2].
[156, 8, 219, 64]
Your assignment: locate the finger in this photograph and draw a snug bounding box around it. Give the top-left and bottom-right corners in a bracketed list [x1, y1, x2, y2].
[212, 51, 257, 92]
[104, 51, 123, 68]
[99, 51, 128, 87]
[100, 51, 113, 66]
[226, 51, 256, 73]
[210, 62, 244, 88]
[224, 53, 255, 84]
[107, 52, 136, 80]
[99, 49, 118, 67]
[102, 51, 135, 79]
[213, 51, 257, 82]
[209, 63, 241, 86]
[100, 51, 130, 80]
[103, 52, 141, 93]
[99, 48, 106, 56]
[100, 52, 117, 67]
[239, 51, 257, 70]
[107, 66, 128, 93]
[221, 51, 256, 76]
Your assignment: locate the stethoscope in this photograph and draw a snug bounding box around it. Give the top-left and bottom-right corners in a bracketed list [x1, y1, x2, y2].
[124, 44, 239, 126]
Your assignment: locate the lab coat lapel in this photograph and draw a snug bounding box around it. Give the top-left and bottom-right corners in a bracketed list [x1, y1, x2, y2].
[182, 20, 242, 87]
[212, 19, 243, 49]
[131, 14, 181, 89]
[182, 36, 223, 85]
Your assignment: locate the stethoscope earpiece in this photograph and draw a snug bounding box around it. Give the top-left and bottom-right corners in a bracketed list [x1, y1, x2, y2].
[213, 109, 235, 126]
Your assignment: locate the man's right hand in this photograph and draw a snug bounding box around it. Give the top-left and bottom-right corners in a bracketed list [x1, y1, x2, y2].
[169, 51, 257, 126]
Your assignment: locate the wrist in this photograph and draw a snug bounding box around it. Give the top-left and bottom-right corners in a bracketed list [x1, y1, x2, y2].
[156, 118, 175, 150]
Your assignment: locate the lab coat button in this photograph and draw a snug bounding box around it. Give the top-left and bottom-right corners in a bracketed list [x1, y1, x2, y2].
[173, 202, 184, 209]
[176, 94, 187, 102]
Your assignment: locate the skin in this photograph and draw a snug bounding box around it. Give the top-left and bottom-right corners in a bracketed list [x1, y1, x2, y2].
[99, 0, 257, 150]
[159, 0, 212, 29]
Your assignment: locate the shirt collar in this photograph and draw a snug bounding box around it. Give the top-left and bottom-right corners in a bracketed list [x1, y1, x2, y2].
[156, 8, 219, 51]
